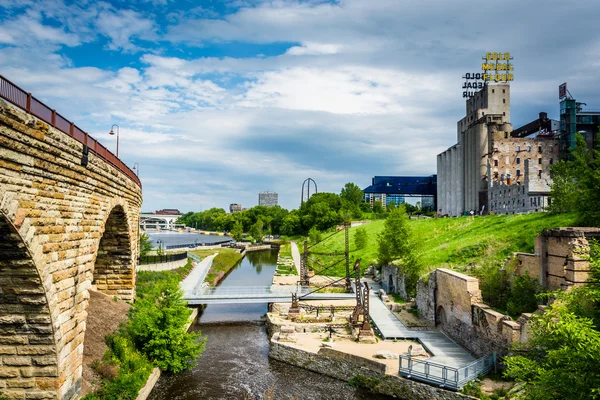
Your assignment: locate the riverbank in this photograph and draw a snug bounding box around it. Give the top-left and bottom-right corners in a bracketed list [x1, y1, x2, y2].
[191, 248, 244, 286]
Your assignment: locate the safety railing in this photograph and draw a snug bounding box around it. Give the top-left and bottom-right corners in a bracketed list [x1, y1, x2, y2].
[138, 252, 187, 265]
[0, 74, 141, 188]
[166, 240, 232, 249]
[398, 353, 496, 390]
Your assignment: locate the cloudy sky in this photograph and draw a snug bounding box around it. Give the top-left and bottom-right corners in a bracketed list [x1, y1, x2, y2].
[1, 0, 599, 212]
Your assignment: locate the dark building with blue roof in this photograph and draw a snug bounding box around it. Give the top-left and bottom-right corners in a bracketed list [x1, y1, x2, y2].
[363, 176, 437, 212]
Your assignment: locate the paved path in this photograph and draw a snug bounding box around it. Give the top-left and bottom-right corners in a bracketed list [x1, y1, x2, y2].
[291, 241, 301, 272]
[366, 279, 475, 368]
[180, 253, 217, 296]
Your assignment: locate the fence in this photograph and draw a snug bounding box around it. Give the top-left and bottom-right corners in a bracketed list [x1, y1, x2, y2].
[0, 74, 141, 188]
[398, 353, 496, 390]
[166, 240, 232, 250]
[138, 252, 188, 265]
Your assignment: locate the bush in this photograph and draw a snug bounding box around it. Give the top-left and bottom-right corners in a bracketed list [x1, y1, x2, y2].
[354, 227, 368, 250]
[506, 273, 540, 317]
[128, 278, 206, 373]
[309, 226, 322, 244]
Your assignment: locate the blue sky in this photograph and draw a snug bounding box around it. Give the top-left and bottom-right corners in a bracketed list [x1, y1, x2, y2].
[1, 0, 599, 212]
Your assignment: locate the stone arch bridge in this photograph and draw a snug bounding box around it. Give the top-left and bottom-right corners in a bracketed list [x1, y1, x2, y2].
[0, 77, 142, 400]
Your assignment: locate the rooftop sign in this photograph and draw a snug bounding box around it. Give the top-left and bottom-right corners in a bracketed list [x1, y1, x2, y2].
[462, 52, 514, 98]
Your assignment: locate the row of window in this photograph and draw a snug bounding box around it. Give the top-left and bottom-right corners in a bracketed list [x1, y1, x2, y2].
[490, 196, 550, 210]
[493, 157, 553, 166]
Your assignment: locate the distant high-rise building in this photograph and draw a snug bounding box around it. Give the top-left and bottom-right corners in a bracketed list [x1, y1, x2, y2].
[229, 203, 242, 213]
[258, 191, 278, 207]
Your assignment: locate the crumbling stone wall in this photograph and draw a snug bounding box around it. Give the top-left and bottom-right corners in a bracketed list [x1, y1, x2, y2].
[380, 264, 406, 299]
[507, 227, 600, 290]
[0, 97, 142, 399]
[417, 269, 522, 357]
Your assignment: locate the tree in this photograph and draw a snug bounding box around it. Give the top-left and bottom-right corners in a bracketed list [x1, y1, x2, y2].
[249, 219, 264, 242]
[139, 233, 153, 257]
[340, 182, 364, 205]
[549, 132, 600, 225]
[504, 240, 600, 399]
[354, 227, 368, 250]
[281, 212, 301, 236]
[372, 200, 384, 214]
[231, 221, 243, 241]
[377, 206, 422, 291]
[128, 278, 206, 373]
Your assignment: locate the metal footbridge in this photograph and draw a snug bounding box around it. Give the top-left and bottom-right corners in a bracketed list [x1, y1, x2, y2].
[184, 285, 355, 305]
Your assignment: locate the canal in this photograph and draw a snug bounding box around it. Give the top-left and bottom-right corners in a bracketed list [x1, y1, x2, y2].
[148, 249, 391, 400]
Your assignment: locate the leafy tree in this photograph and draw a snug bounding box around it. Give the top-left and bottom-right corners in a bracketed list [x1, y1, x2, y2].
[281, 212, 301, 236]
[128, 278, 206, 373]
[308, 226, 322, 244]
[139, 233, 153, 257]
[372, 200, 384, 214]
[504, 240, 600, 399]
[549, 132, 600, 225]
[231, 221, 243, 241]
[354, 227, 368, 250]
[340, 182, 364, 205]
[249, 218, 264, 243]
[506, 273, 541, 317]
[377, 206, 422, 292]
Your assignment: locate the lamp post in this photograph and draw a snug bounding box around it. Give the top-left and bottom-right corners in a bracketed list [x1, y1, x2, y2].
[133, 162, 139, 176]
[109, 124, 120, 157]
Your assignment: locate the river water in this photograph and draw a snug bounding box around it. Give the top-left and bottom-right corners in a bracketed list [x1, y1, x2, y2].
[148, 250, 392, 400]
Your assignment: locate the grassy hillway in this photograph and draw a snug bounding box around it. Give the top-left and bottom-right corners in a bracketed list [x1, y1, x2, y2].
[307, 213, 577, 276]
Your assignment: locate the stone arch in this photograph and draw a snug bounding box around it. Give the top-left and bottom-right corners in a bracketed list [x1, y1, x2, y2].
[92, 205, 135, 301]
[388, 274, 395, 293]
[436, 305, 447, 326]
[0, 212, 59, 399]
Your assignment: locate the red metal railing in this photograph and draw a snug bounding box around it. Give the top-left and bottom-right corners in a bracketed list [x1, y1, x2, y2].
[0, 75, 141, 188]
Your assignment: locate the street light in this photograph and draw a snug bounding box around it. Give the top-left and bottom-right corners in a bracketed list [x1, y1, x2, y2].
[133, 162, 139, 176]
[109, 124, 120, 157]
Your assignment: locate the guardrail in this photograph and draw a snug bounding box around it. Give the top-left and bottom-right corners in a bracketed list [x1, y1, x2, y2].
[0, 74, 141, 188]
[138, 252, 188, 265]
[166, 240, 232, 250]
[398, 353, 496, 390]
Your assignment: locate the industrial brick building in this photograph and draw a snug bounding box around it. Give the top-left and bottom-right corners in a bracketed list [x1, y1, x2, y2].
[437, 83, 511, 216]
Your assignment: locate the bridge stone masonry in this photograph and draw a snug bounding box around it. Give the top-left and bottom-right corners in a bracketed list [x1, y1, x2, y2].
[0, 79, 142, 400]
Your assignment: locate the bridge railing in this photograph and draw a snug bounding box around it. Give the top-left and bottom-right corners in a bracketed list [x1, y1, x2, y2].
[0, 74, 141, 188]
[138, 252, 188, 265]
[398, 353, 496, 390]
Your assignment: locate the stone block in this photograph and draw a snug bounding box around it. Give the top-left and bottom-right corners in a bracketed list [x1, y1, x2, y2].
[0, 367, 20, 378]
[374, 350, 398, 359]
[6, 378, 35, 388]
[3, 357, 32, 366]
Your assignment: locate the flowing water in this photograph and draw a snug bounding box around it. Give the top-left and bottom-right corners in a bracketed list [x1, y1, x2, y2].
[148, 250, 392, 400]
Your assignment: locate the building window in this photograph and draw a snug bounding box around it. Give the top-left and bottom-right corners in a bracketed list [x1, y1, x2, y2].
[522, 186, 525, 194]
[505, 157, 509, 164]
[516, 157, 521, 164]
[527, 145, 531, 152]
[538, 170, 543, 177]
[503, 89, 506, 93]
[538, 158, 542, 164]
[516, 169, 521, 176]
[516, 145, 521, 152]
[494, 171, 499, 179]
[503, 112, 506, 116]
[548, 198, 552, 205]
[550, 158, 553, 165]
[503, 99, 506, 104]
[494, 160, 498, 166]
[504, 132, 508, 139]
[538, 146, 542, 153]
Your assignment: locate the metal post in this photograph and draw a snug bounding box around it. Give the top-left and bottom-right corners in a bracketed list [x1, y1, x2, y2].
[300, 239, 310, 287]
[344, 221, 352, 292]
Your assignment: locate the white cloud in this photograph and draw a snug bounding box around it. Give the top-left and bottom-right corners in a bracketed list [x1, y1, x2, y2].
[95, 9, 156, 51]
[286, 42, 343, 55]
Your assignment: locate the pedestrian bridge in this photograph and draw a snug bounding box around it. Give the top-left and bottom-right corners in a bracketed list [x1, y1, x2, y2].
[184, 285, 355, 305]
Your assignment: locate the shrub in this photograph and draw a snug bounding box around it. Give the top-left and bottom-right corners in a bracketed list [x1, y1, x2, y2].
[128, 278, 206, 373]
[354, 227, 368, 250]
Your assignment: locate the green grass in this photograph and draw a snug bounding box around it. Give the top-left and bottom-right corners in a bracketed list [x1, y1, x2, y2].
[196, 248, 244, 286]
[307, 213, 577, 277]
[279, 242, 292, 258]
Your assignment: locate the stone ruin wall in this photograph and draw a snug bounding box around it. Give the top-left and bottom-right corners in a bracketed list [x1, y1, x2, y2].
[416, 269, 526, 358]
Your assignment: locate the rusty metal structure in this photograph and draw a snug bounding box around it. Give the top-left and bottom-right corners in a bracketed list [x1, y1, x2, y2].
[344, 222, 352, 292]
[300, 239, 310, 287]
[0, 75, 141, 188]
[351, 259, 363, 325]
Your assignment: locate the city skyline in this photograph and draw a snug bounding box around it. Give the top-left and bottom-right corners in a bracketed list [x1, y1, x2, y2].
[1, 0, 599, 211]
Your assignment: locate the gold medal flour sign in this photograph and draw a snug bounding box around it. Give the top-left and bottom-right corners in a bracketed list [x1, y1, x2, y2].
[462, 52, 514, 98]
